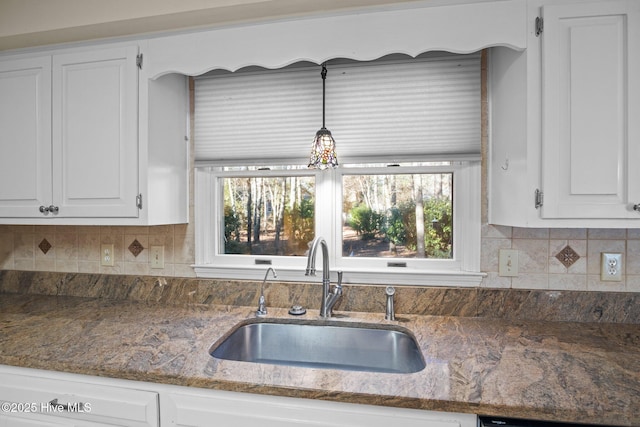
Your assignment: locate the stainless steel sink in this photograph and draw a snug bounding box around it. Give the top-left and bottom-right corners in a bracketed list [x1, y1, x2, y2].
[209, 319, 425, 374]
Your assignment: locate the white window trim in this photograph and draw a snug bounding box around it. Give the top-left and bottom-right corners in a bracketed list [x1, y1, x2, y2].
[194, 162, 483, 286]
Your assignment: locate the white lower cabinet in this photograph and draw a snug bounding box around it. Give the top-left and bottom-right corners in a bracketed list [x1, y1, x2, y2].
[0, 369, 158, 427]
[0, 366, 476, 427]
[161, 387, 477, 427]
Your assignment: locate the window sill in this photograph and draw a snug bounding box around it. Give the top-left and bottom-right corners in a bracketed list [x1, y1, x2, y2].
[193, 264, 485, 287]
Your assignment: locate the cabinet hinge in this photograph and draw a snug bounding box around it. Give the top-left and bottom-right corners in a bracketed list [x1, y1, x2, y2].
[136, 53, 143, 70]
[535, 189, 544, 209]
[535, 16, 544, 37]
[136, 194, 143, 210]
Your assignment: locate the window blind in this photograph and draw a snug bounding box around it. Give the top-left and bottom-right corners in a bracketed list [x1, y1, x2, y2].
[194, 52, 481, 165]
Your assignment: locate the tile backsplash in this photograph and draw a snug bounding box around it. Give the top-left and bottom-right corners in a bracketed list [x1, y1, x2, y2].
[0, 224, 195, 278]
[482, 225, 640, 292]
[1, 222, 639, 292]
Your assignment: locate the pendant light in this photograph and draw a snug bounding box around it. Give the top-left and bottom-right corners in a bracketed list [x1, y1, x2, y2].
[308, 63, 338, 169]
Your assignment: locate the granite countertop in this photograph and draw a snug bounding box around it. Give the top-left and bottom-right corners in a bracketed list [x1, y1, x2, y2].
[0, 293, 639, 426]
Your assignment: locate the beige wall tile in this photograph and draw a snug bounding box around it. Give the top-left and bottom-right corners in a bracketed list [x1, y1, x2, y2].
[79, 260, 100, 274]
[55, 233, 78, 261]
[480, 238, 511, 271]
[512, 228, 549, 239]
[549, 273, 587, 291]
[626, 240, 640, 275]
[588, 229, 627, 239]
[587, 274, 625, 292]
[549, 228, 587, 239]
[2, 219, 640, 293]
[586, 240, 626, 275]
[78, 233, 100, 261]
[512, 239, 548, 273]
[512, 273, 548, 289]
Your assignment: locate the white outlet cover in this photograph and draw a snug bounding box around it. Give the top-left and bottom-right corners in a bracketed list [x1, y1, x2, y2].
[101, 244, 114, 267]
[600, 253, 622, 282]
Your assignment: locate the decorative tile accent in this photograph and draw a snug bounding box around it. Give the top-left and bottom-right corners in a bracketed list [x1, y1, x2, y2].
[128, 239, 144, 257]
[38, 239, 52, 255]
[556, 245, 580, 268]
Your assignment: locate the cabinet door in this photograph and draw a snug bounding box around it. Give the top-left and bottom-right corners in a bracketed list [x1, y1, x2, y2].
[0, 371, 158, 427]
[163, 389, 477, 427]
[52, 46, 139, 218]
[0, 56, 52, 217]
[541, 0, 640, 219]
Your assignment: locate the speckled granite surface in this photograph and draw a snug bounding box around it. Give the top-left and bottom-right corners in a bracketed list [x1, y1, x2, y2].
[1, 290, 639, 425]
[2, 270, 640, 323]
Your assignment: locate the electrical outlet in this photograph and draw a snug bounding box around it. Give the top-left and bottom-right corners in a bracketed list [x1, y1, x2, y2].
[601, 253, 622, 281]
[101, 244, 114, 267]
[150, 245, 164, 269]
[498, 249, 518, 277]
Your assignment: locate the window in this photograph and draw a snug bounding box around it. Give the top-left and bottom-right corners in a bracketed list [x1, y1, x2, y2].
[194, 53, 483, 285]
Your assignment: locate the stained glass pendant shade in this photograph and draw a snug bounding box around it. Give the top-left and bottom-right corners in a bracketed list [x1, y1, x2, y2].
[308, 63, 338, 169]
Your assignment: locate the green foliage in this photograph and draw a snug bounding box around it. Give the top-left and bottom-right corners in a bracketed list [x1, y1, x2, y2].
[380, 198, 452, 258]
[383, 205, 407, 245]
[224, 205, 245, 254]
[284, 198, 315, 252]
[348, 204, 383, 239]
[424, 198, 453, 258]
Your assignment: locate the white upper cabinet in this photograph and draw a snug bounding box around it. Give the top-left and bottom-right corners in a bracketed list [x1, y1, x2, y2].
[0, 56, 51, 217]
[52, 46, 139, 218]
[490, 0, 640, 227]
[541, 0, 640, 220]
[0, 42, 189, 225]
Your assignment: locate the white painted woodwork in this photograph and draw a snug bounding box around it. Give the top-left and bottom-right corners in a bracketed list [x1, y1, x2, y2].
[142, 72, 190, 224]
[489, 0, 640, 227]
[541, 0, 640, 219]
[0, 365, 477, 427]
[145, 0, 527, 78]
[52, 46, 139, 218]
[0, 42, 189, 225]
[0, 370, 158, 427]
[162, 387, 477, 427]
[0, 56, 51, 217]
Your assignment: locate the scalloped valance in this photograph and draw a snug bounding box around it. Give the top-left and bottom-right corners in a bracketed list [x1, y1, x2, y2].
[144, 0, 526, 79]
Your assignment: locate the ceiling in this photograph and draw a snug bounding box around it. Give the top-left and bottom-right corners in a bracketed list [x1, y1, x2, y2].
[0, 0, 419, 51]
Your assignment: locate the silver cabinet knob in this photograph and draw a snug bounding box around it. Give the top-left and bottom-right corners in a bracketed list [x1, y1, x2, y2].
[634, 204, 640, 212]
[39, 205, 59, 214]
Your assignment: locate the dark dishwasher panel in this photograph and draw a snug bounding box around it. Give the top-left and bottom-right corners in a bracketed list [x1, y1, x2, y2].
[479, 416, 622, 427]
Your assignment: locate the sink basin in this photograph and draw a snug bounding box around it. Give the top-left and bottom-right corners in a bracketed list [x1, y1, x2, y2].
[209, 319, 425, 374]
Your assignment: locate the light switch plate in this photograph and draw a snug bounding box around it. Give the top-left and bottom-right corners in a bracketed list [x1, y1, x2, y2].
[498, 249, 518, 277]
[101, 244, 114, 267]
[150, 245, 164, 269]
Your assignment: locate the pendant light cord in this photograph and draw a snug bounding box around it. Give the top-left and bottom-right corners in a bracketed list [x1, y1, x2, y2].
[321, 63, 327, 129]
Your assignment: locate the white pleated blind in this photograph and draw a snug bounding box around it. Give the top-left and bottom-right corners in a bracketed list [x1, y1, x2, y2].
[194, 52, 481, 164]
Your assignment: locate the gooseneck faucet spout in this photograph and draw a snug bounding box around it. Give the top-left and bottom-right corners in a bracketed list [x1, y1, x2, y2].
[256, 267, 277, 317]
[305, 237, 343, 317]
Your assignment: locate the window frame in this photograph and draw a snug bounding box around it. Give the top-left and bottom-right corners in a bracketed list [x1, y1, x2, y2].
[194, 161, 482, 286]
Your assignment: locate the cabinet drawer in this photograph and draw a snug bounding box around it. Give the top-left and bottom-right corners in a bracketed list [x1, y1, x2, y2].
[163, 387, 477, 427]
[0, 372, 158, 427]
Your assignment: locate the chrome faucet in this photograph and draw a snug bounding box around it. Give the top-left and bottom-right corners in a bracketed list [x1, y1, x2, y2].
[385, 286, 396, 321]
[256, 267, 277, 317]
[305, 236, 343, 317]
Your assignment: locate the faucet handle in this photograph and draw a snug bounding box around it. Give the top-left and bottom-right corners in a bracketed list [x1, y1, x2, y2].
[256, 295, 267, 317]
[336, 271, 343, 287]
